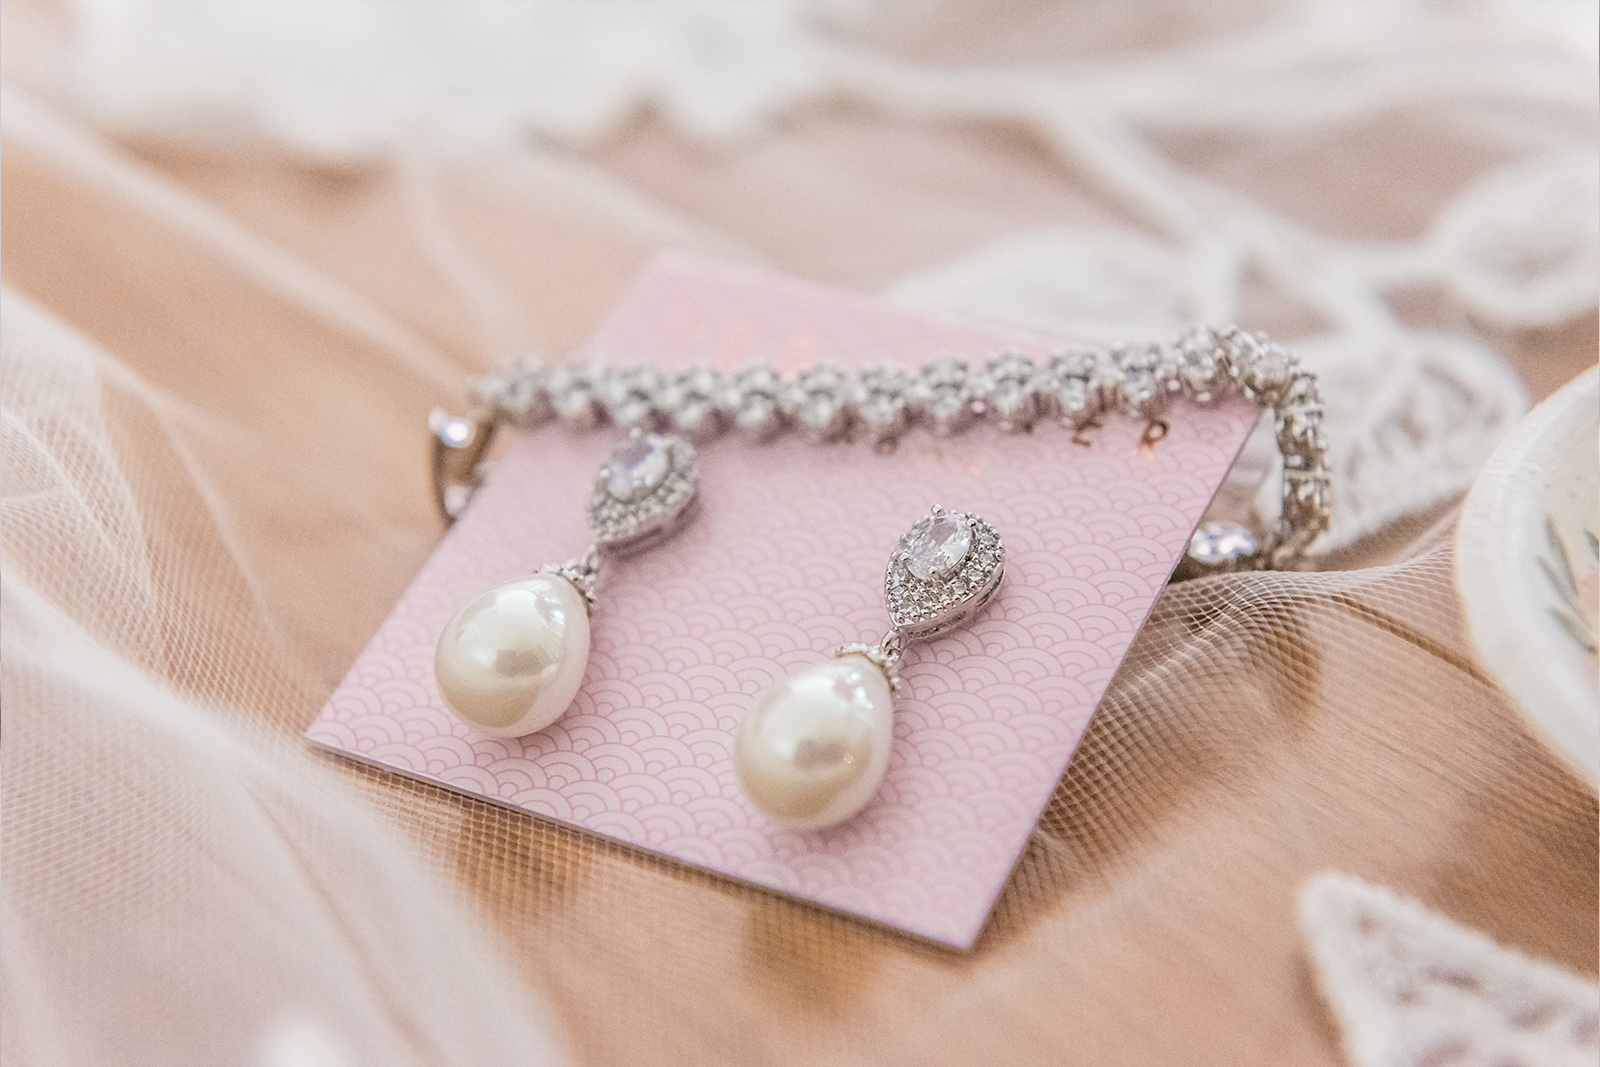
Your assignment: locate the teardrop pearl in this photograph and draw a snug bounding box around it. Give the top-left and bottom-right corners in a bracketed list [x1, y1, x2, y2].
[434, 573, 590, 738]
[735, 655, 894, 831]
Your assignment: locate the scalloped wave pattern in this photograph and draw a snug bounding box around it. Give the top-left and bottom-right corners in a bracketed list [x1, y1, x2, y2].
[308, 252, 1259, 947]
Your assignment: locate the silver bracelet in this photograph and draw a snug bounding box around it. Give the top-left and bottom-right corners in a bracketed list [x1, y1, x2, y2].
[430, 325, 1329, 574]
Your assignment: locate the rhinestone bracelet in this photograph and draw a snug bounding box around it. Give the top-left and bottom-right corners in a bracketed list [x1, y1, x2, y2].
[430, 325, 1329, 574]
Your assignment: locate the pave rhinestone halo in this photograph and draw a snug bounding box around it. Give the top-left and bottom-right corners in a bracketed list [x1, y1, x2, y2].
[886, 506, 1005, 638]
[588, 431, 700, 555]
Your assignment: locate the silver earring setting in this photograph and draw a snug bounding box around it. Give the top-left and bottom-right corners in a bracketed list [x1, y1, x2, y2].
[434, 431, 700, 737]
[735, 506, 1005, 830]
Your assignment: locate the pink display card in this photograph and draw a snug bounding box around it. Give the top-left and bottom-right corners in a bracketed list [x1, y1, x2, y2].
[309, 251, 1259, 948]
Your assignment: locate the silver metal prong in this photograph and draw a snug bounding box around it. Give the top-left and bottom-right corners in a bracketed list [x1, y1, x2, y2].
[430, 409, 497, 524]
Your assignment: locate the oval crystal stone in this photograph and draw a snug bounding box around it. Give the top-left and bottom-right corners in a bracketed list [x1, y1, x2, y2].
[606, 434, 672, 500]
[904, 511, 972, 580]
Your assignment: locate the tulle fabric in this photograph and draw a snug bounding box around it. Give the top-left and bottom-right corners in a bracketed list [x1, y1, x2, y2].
[1, 1, 1595, 1064]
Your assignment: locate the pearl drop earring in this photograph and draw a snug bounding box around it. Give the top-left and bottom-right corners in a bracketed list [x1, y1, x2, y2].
[735, 505, 1005, 830]
[434, 430, 700, 737]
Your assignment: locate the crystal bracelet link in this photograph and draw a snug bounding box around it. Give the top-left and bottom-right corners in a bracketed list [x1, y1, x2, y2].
[442, 325, 1332, 574]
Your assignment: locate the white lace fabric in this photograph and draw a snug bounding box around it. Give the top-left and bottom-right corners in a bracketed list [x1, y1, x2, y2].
[2, 1, 1596, 1064]
[1302, 873, 1600, 1067]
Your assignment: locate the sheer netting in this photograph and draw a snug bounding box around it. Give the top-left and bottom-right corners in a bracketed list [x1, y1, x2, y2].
[2, 1, 1595, 1065]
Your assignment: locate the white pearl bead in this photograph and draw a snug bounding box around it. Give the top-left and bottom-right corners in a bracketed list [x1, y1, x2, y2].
[735, 655, 894, 830]
[434, 573, 590, 738]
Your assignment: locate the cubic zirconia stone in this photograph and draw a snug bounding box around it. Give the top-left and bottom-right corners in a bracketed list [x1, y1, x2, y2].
[607, 435, 672, 500]
[800, 396, 839, 434]
[1253, 344, 1292, 387]
[987, 353, 1035, 382]
[1056, 377, 1090, 414]
[436, 416, 474, 448]
[991, 379, 1027, 418]
[1179, 346, 1218, 387]
[552, 389, 598, 430]
[927, 392, 966, 432]
[922, 359, 969, 389]
[671, 398, 717, 438]
[735, 395, 780, 437]
[860, 395, 899, 426]
[612, 398, 653, 429]
[1051, 349, 1098, 379]
[905, 513, 973, 581]
[1187, 521, 1257, 565]
[1121, 371, 1157, 409]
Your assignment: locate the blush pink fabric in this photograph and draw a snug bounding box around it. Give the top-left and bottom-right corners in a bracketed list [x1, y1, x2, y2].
[308, 252, 1259, 947]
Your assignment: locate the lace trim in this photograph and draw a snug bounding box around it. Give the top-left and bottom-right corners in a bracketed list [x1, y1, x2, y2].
[1301, 873, 1599, 1067]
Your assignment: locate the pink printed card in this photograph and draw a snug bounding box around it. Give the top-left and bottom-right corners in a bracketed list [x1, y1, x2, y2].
[309, 251, 1259, 948]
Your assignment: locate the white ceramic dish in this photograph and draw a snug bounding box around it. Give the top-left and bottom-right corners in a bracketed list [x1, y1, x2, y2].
[1457, 366, 1598, 788]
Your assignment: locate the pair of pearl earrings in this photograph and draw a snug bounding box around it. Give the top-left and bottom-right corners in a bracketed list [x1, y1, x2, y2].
[434, 431, 1005, 831]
